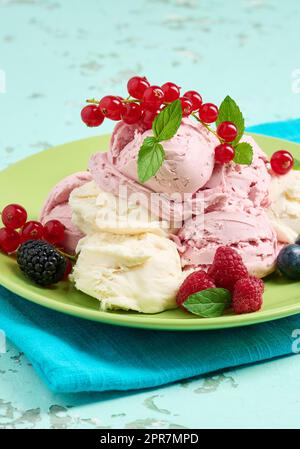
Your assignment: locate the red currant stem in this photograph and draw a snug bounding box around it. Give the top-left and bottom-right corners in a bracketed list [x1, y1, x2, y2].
[123, 99, 142, 104]
[191, 112, 222, 142]
[86, 98, 100, 105]
[86, 98, 143, 105]
[57, 249, 77, 262]
[86, 97, 175, 107]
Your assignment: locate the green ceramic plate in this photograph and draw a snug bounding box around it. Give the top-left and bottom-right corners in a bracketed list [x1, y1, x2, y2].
[0, 133, 300, 331]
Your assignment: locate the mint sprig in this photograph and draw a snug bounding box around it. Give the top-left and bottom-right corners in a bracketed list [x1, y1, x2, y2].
[234, 142, 253, 165]
[183, 288, 231, 318]
[216, 96, 245, 146]
[137, 100, 182, 183]
[137, 139, 165, 183]
[153, 99, 182, 141]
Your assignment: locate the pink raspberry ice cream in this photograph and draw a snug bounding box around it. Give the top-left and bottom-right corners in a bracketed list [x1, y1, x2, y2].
[40, 171, 92, 253]
[110, 118, 216, 194]
[89, 118, 218, 225]
[89, 119, 278, 277]
[201, 135, 271, 212]
[177, 208, 278, 277]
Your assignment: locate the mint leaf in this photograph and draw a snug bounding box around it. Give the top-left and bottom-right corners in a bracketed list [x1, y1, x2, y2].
[142, 136, 159, 146]
[137, 140, 165, 183]
[137, 101, 182, 183]
[216, 96, 245, 145]
[294, 158, 300, 170]
[233, 142, 253, 165]
[183, 288, 231, 318]
[153, 99, 182, 141]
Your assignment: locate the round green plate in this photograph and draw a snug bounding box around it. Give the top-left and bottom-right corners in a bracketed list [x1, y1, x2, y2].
[0, 133, 300, 331]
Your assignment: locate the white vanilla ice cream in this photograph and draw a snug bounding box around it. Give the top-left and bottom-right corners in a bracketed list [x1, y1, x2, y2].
[69, 181, 183, 313]
[268, 170, 300, 243]
[71, 232, 182, 313]
[69, 181, 169, 236]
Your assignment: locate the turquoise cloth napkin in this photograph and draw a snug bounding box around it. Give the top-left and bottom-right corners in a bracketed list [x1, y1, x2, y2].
[0, 119, 300, 393]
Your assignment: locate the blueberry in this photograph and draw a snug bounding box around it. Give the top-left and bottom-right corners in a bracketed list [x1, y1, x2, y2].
[277, 244, 300, 280]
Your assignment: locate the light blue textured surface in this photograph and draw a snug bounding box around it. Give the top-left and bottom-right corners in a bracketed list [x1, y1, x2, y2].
[1, 0, 300, 429]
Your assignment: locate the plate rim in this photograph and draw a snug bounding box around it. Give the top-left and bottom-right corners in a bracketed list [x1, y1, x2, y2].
[1, 269, 300, 331]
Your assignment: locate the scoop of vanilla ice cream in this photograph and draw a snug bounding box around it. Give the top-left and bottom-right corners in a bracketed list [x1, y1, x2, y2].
[69, 180, 169, 236]
[268, 170, 300, 243]
[71, 232, 182, 313]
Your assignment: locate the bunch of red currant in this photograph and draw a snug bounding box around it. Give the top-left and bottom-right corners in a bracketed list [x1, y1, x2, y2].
[81, 76, 297, 171]
[81, 76, 242, 164]
[0, 204, 65, 254]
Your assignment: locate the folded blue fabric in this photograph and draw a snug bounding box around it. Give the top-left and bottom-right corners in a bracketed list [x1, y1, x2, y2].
[0, 119, 299, 394]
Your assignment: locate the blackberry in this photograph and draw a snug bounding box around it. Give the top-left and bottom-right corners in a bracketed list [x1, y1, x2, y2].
[17, 240, 67, 286]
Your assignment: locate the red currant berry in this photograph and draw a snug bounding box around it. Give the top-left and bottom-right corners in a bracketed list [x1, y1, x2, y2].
[81, 105, 104, 127]
[2, 204, 27, 229]
[0, 227, 20, 253]
[141, 108, 160, 129]
[217, 121, 238, 142]
[43, 220, 65, 245]
[215, 144, 235, 164]
[63, 258, 73, 280]
[142, 86, 165, 111]
[127, 76, 150, 100]
[21, 221, 44, 242]
[161, 82, 181, 102]
[270, 150, 294, 175]
[199, 103, 219, 123]
[183, 90, 202, 111]
[99, 96, 124, 120]
[179, 97, 193, 117]
[121, 102, 142, 124]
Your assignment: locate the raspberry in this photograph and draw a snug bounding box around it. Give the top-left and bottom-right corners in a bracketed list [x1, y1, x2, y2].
[232, 276, 264, 314]
[208, 246, 248, 292]
[176, 270, 216, 309]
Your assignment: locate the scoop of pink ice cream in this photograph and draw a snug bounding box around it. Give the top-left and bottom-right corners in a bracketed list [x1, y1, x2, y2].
[201, 135, 271, 212]
[176, 208, 278, 277]
[90, 118, 218, 226]
[40, 171, 92, 253]
[109, 118, 217, 194]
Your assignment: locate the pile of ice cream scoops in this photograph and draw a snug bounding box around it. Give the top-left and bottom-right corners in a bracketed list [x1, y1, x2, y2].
[39, 107, 300, 314]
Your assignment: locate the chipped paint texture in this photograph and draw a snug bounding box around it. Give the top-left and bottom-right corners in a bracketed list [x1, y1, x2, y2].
[1, 0, 300, 429]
